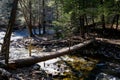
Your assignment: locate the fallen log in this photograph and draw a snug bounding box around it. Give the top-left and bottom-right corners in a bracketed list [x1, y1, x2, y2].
[33, 39, 80, 46]
[8, 39, 94, 68]
[96, 38, 120, 45]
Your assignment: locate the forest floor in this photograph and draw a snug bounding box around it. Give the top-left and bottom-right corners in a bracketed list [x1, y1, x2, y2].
[0, 28, 120, 80]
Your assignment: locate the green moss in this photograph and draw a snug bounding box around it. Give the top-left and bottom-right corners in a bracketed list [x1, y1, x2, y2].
[54, 56, 98, 80]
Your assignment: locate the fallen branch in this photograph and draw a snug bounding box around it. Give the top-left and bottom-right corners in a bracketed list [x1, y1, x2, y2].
[8, 39, 94, 68]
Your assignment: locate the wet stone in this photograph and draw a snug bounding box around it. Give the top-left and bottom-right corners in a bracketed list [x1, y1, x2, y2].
[32, 64, 41, 70]
[95, 73, 120, 80]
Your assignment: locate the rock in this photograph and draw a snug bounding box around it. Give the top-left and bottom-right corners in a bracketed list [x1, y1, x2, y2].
[0, 61, 6, 68]
[0, 76, 9, 80]
[0, 68, 12, 79]
[0, 56, 5, 60]
[52, 49, 57, 52]
[32, 64, 41, 70]
[10, 74, 21, 80]
[46, 29, 55, 35]
[32, 71, 42, 75]
[96, 63, 107, 69]
[32, 70, 47, 78]
[95, 73, 120, 80]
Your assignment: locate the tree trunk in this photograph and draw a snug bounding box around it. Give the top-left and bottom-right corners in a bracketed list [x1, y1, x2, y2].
[92, 15, 95, 30]
[85, 14, 88, 26]
[29, 0, 34, 37]
[100, 0, 106, 31]
[8, 39, 94, 68]
[111, 15, 117, 29]
[42, 0, 46, 34]
[116, 14, 119, 30]
[84, 14, 88, 35]
[80, 16, 85, 38]
[38, 0, 41, 35]
[0, 0, 19, 64]
[19, 0, 33, 37]
[55, 0, 59, 20]
[33, 17, 37, 35]
[101, 14, 105, 30]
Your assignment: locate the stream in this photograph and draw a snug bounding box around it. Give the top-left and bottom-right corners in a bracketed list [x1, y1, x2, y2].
[7, 41, 120, 80]
[0, 29, 120, 80]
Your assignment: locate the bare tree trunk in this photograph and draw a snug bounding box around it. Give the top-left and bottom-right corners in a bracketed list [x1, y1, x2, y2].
[111, 15, 117, 29]
[80, 16, 85, 38]
[116, 14, 119, 30]
[79, 16, 82, 36]
[38, 0, 41, 35]
[55, 0, 59, 20]
[19, 0, 33, 37]
[0, 0, 19, 64]
[29, 0, 34, 37]
[33, 17, 37, 35]
[84, 14, 88, 35]
[85, 14, 88, 26]
[42, 0, 46, 34]
[101, 14, 105, 30]
[91, 15, 95, 30]
[100, 0, 106, 31]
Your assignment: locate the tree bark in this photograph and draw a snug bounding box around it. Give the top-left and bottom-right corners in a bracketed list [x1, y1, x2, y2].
[38, 0, 41, 35]
[111, 15, 117, 29]
[100, 0, 106, 31]
[8, 39, 94, 68]
[85, 14, 88, 26]
[0, 0, 19, 64]
[29, 0, 34, 37]
[42, 0, 46, 34]
[19, 0, 33, 37]
[92, 15, 95, 30]
[55, 0, 59, 20]
[84, 14, 88, 35]
[80, 16, 85, 38]
[101, 14, 105, 30]
[116, 14, 119, 30]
